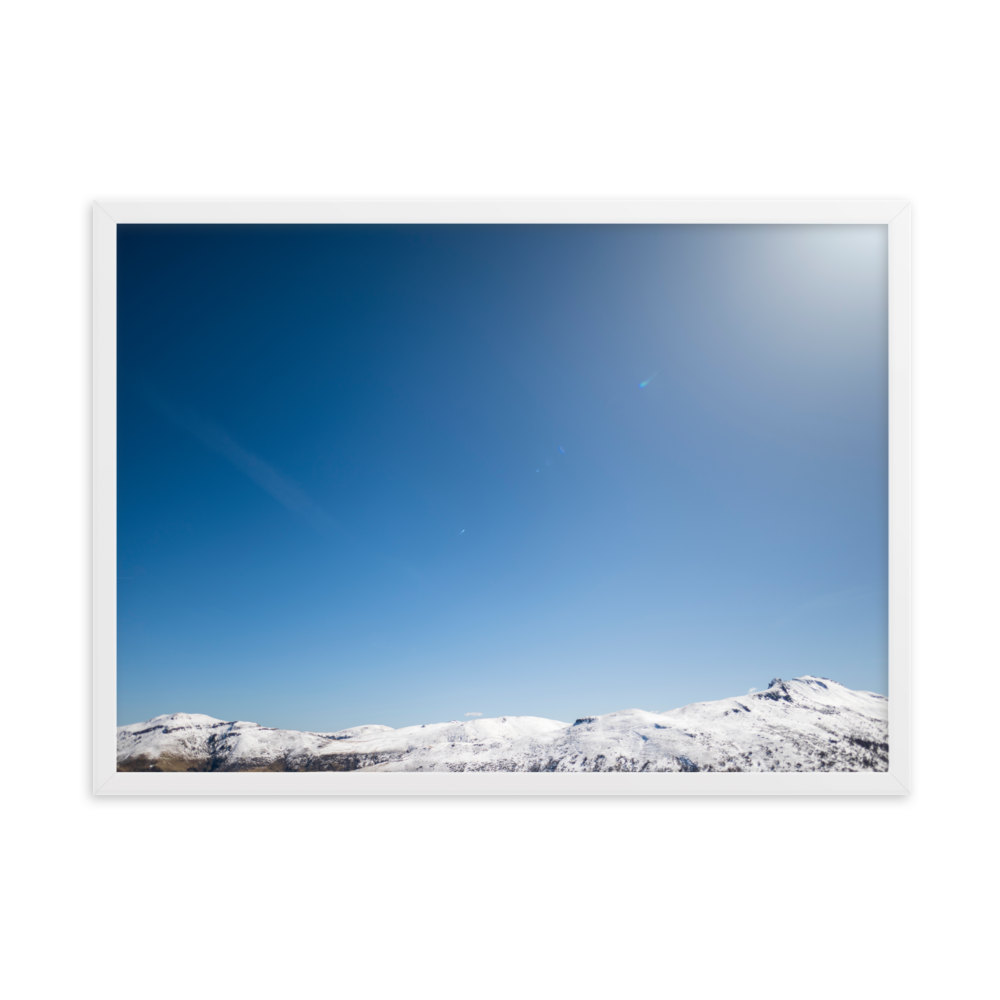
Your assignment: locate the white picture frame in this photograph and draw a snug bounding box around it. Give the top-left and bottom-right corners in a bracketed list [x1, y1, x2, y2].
[93, 199, 911, 796]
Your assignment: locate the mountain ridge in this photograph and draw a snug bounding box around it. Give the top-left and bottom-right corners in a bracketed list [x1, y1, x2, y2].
[117, 675, 889, 773]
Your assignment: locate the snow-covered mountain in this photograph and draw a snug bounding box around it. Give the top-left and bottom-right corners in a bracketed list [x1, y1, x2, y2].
[117, 676, 889, 773]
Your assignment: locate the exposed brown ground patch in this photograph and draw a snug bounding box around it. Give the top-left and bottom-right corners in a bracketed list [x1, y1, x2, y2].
[118, 754, 210, 772]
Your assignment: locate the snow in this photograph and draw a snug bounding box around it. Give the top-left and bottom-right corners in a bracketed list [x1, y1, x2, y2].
[117, 676, 889, 773]
[317, 725, 395, 741]
[117, 712, 227, 733]
[334, 715, 569, 753]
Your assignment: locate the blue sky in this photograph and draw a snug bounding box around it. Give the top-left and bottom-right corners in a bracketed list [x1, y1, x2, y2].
[117, 223, 887, 730]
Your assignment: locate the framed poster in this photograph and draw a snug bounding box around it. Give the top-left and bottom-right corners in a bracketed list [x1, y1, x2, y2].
[93, 200, 911, 795]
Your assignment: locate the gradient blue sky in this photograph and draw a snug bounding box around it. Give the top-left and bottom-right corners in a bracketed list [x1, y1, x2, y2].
[117, 223, 887, 730]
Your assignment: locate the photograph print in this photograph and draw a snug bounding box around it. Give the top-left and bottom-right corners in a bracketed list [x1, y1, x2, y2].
[114, 219, 891, 777]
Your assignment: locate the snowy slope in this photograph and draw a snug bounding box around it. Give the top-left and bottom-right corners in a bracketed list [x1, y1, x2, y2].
[117, 676, 888, 773]
[316, 724, 395, 741]
[327, 715, 571, 754]
[116, 713, 352, 772]
[116, 712, 568, 772]
[367, 677, 888, 772]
